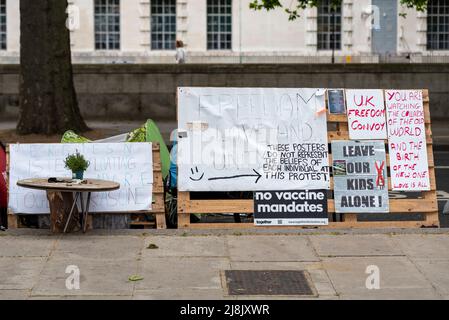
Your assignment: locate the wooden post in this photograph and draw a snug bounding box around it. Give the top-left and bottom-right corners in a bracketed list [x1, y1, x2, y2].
[152, 143, 166, 229]
[46, 191, 80, 233]
[422, 90, 439, 227]
[177, 192, 191, 228]
[7, 209, 18, 229]
[155, 213, 167, 229]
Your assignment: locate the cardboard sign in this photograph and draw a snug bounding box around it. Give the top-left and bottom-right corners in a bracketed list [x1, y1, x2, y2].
[385, 90, 430, 191]
[332, 140, 389, 213]
[177, 87, 330, 191]
[8, 143, 153, 214]
[254, 190, 328, 226]
[346, 89, 387, 140]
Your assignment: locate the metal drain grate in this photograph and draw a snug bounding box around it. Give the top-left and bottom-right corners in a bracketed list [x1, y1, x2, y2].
[224, 270, 316, 296]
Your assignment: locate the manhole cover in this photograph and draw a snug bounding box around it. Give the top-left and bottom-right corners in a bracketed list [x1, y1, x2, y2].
[224, 270, 316, 296]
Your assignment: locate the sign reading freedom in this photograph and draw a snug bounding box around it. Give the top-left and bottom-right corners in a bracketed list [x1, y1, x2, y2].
[177, 87, 330, 192]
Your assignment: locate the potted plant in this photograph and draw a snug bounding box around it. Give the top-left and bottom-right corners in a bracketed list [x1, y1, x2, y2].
[64, 151, 90, 180]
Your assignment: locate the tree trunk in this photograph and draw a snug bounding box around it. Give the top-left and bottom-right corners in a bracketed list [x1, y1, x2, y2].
[47, 191, 80, 233]
[17, 0, 88, 135]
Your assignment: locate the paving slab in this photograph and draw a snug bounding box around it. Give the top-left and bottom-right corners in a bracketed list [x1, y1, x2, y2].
[392, 234, 449, 260]
[29, 295, 133, 300]
[133, 288, 228, 300]
[142, 236, 227, 257]
[0, 290, 30, 300]
[233, 295, 339, 300]
[322, 257, 437, 298]
[0, 232, 448, 300]
[228, 261, 337, 298]
[0, 236, 56, 257]
[309, 234, 403, 257]
[30, 257, 137, 297]
[52, 236, 143, 261]
[412, 259, 449, 295]
[339, 288, 441, 300]
[135, 257, 230, 291]
[0, 257, 46, 290]
[227, 236, 319, 262]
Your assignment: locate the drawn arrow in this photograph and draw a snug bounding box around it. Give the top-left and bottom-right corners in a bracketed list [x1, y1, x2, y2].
[297, 92, 316, 105]
[208, 169, 262, 184]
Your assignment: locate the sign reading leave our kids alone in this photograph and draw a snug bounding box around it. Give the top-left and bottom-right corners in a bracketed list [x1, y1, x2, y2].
[346, 89, 387, 140]
[332, 140, 389, 213]
[386, 90, 430, 191]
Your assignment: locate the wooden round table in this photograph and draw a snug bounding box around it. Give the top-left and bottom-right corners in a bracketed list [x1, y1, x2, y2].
[17, 178, 120, 233]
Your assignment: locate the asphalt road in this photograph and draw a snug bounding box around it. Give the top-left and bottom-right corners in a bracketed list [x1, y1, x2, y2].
[435, 148, 449, 227]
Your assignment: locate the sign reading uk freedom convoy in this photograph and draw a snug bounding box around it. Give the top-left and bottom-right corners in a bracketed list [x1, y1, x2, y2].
[177, 88, 330, 192]
[254, 190, 328, 226]
[346, 89, 387, 140]
[332, 141, 389, 213]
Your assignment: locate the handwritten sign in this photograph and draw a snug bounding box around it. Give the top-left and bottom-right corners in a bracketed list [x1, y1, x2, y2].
[254, 190, 328, 226]
[346, 89, 387, 140]
[385, 90, 430, 191]
[177, 87, 330, 191]
[332, 141, 389, 213]
[8, 143, 153, 214]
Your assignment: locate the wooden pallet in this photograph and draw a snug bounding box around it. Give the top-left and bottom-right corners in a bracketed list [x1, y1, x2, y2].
[177, 89, 438, 229]
[129, 142, 166, 229]
[6, 142, 166, 230]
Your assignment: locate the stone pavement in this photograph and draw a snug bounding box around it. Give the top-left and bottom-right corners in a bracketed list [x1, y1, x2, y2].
[1, 229, 449, 300]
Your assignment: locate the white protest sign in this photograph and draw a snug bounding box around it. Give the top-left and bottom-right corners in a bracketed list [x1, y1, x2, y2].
[332, 140, 389, 213]
[385, 90, 430, 191]
[177, 87, 330, 192]
[346, 89, 387, 140]
[8, 143, 153, 214]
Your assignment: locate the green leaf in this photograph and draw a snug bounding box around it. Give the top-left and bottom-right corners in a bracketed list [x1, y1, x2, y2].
[64, 150, 90, 172]
[128, 275, 144, 282]
[250, 0, 428, 20]
[146, 243, 159, 249]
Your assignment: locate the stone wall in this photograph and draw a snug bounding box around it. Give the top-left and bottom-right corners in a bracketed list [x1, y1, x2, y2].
[0, 64, 448, 120]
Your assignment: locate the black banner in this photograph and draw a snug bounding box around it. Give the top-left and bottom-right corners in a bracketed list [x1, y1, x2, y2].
[253, 190, 328, 226]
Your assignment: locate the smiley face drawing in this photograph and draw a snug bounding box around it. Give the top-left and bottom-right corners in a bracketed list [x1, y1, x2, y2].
[189, 166, 204, 181]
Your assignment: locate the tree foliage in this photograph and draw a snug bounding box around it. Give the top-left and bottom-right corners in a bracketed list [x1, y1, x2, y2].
[250, 0, 429, 20]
